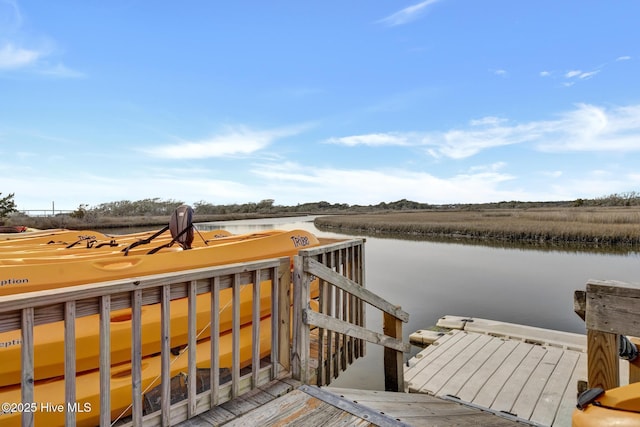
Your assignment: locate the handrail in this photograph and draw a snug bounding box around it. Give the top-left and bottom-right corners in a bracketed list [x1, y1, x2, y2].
[291, 238, 410, 391]
[0, 236, 411, 425]
[0, 257, 289, 426]
[574, 279, 640, 390]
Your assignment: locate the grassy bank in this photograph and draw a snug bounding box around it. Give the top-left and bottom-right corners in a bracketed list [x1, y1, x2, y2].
[314, 207, 640, 247]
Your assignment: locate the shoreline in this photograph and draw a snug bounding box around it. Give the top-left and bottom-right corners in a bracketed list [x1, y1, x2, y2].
[313, 207, 640, 251]
[9, 206, 640, 252]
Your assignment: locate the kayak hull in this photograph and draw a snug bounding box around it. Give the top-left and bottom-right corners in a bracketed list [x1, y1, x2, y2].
[0, 229, 319, 296]
[572, 382, 640, 426]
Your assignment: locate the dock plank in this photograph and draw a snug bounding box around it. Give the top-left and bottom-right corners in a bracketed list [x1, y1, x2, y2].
[324, 387, 522, 426]
[407, 317, 596, 426]
[511, 346, 563, 420]
[439, 335, 506, 398]
[456, 338, 519, 402]
[487, 343, 547, 414]
[405, 330, 461, 382]
[425, 333, 494, 396]
[407, 331, 479, 393]
[530, 350, 580, 426]
[220, 389, 372, 427]
[470, 341, 534, 408]
[552, 352, 586, 427]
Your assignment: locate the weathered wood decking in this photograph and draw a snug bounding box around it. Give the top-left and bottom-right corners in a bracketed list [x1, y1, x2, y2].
[181, 376, 523, 426]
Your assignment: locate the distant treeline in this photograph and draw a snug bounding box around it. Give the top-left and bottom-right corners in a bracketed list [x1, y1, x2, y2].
[6, 191, 640, 232]
[8, 192, 640, 223]
[68, 192, 640, 218]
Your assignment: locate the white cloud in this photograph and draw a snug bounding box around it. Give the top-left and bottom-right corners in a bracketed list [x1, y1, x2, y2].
[539, 71, 551, 77]
[493, 69, 508, 76]
[376, 0, 439, 27]
[327, 103, 640, 159]
[470, 116, 507, 127]
[577, 70, 599, 79]
[0, 42, 41, 69]
[0, 1, 83, 77]
[252, 161, 516, 205]
[145, 125, 307, 159]
[616, 56, 631, 61]
[565, 69, 599, 80]
[537, 104, 640, 152]
[325, 133, 409, 146]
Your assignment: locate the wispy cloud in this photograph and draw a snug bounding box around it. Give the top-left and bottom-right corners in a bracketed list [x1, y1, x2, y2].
[327, 103, 640, 158]
[565, 69, 599, 80]
[541, 55, 630, 85]
[145, 125, 308, 159]
[0, 43, 41, 69]
[252, 161, 516, 205]
[470, 117, 507, 127]
[0, 1, 83, 78]
[325, 133, 410, 146]
[376, 0, 440, 27]
[537, 103, 640, 152]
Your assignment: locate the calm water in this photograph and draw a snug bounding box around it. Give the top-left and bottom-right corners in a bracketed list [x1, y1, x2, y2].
[196, 215, 640, 389]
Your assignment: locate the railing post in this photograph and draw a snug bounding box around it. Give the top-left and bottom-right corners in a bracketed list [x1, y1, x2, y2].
[277, 258, 291, 371]
[64, 301, 77, 427]
[99, 295, 111, 427]
[587, 330, 619, 390]
[383, 308, 404, 392]
[292, 255, 310, 383]
[21, 307, 34, 427]
[580, 280, 640, 390]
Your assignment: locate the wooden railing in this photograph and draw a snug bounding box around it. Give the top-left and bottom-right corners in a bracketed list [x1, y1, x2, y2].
[574, 279, 640, 390]
[0, 257, 290, 426]
[291, 239, 410, 391]
[0, 238, 410, 426]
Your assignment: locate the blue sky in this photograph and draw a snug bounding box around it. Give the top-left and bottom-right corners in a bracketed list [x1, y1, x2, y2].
[2, 1, 639, 211]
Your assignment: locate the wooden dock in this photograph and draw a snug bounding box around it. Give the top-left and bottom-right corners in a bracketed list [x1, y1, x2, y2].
[180, 376, 523, 426]
[405, 314, 637, 427]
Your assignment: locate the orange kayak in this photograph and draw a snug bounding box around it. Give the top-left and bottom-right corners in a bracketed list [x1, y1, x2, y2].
[0, 229, 319, 296]
[572, 382, 640, 426]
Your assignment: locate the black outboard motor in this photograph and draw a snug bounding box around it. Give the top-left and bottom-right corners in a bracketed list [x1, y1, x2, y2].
[169, 204, 194, 250]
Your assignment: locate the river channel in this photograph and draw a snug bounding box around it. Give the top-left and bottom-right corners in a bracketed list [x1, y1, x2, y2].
[197, 215, 640, 389]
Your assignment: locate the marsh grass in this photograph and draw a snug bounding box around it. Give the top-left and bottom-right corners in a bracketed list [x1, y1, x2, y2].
[314, 207, 640, 247]
[7, 212, 301, 231]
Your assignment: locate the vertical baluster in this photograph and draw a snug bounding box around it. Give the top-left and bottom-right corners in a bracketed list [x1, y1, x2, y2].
[64, 301, 76, 427]
[131, 289, 143, 425]
[99, 295, 111, 427]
